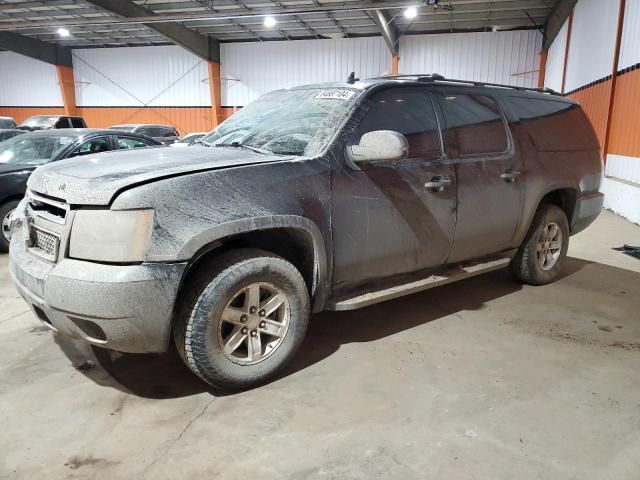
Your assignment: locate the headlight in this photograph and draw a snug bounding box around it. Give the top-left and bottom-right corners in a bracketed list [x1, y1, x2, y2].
[70, 209, 154, 263]
[9, 197, 28, 232]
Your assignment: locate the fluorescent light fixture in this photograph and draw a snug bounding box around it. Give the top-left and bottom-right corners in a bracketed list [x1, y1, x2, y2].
[264, 16, 277, 28]
[57, 27, 70, 37]
[404, 6, 418, 19]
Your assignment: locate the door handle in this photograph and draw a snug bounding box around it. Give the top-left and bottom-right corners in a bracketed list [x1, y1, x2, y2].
[425, 176, 452, 192]
[500, 169, 521, 182]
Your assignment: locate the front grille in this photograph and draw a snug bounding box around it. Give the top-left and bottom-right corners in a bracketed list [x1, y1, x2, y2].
[29, 225, 60, 262]
[27, 191, 68, 225]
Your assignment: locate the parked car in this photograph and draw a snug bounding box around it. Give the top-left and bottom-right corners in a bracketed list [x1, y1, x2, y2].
[9, 75, 603, 390]
[0, 129, 26, 143]
[18, 115, 87, 131]
[109, 124, 180, 145]
[0, 129, 161, 251]
[0, 116, 17, 129]
[170, 132, 207, 147]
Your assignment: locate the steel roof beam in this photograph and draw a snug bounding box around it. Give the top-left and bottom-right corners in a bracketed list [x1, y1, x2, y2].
[369, 9, 398, 54]
[0, 31, 72, 66]
[543, 0, 577, 49]
[83, 0, 220, 61]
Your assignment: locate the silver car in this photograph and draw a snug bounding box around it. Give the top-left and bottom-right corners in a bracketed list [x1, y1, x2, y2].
[109, 124, 180, 145]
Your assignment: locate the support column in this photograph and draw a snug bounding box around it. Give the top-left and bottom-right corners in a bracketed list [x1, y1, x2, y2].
[560, 9, 573, 94]
[208, 61, 223, 127]
[56, 65, 77, 116]
[537, 49, 548, 88]
[603, 0, 626, 157]
[391, 54, 399, 76]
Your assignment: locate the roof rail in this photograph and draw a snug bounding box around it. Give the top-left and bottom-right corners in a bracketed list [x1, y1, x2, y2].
[374, 73, 560, 96]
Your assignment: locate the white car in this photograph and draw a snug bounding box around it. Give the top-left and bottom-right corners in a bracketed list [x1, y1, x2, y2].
[169, 132, 207, 147]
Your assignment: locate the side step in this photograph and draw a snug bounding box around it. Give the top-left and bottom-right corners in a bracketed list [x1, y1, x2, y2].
[328, 257, 511, 311]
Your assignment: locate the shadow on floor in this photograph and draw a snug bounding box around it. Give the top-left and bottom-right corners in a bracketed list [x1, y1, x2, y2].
[54, 257, 590, 399]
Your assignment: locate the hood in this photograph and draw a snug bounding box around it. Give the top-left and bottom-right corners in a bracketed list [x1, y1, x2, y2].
[27, 145, 289, 205]
[0, 163, 38, 175]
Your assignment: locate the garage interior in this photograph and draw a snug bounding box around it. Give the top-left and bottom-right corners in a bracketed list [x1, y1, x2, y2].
[1, 0, 639, 478]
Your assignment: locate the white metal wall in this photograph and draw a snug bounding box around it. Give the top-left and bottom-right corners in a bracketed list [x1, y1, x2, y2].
[399, 30, 543, 88]
[0, 51, 62, 106]
[221, 37, 390, 106]
[564, 0, 620, 92]
[72, 45, 211, 107]
[544, 19, 568, 92]
[619, 0, 640, 70]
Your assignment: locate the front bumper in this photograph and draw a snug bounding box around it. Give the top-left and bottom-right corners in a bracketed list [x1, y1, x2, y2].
[572, 191, 604, 235]
[9, 227, 186, 353]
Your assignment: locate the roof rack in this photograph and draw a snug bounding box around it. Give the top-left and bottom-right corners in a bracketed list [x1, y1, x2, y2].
[374, 73, 560, 96]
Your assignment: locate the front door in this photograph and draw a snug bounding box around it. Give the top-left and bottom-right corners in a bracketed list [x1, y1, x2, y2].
[436, 91, 524, 263]
[331, 87, 457, 290]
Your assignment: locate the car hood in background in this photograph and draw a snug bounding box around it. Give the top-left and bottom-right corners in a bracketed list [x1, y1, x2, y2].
[0, 163, 38, 176]
[28, 146, 292, 206]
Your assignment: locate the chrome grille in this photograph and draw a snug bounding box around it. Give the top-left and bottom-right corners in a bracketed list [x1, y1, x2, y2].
[29, 225, 60, 261]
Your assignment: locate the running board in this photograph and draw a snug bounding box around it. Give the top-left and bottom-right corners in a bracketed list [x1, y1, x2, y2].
[328, 257, 511, 311]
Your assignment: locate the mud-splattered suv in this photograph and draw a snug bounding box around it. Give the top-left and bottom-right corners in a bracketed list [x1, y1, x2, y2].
[8, 75, 604, 389]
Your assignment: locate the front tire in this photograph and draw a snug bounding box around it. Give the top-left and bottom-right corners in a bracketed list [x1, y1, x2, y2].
[511, 204, 570, 285]
[0, 200, 19, 253]
[174, 249, 310, 389]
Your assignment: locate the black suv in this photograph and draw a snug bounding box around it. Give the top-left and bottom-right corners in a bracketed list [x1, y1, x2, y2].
[9, 75, 603, 390]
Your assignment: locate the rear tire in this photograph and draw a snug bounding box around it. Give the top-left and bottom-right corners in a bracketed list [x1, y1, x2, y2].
[0, 200, 19, 253]
[511, 204, 569, 285]
[174, 248, 310, 390]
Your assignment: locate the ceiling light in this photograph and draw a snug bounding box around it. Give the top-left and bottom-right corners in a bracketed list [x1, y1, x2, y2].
[404, 6, 418, 19]
[57, 27, 70, 37]
[264, 16, 277, 28]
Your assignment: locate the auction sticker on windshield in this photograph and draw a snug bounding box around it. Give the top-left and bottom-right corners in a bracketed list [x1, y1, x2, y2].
[315, 90, 355, 100]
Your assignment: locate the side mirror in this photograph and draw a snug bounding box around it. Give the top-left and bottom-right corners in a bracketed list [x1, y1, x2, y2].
[347, 130, 409, 163]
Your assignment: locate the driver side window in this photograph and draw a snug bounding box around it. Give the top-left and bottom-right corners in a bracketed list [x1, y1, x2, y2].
[75, 137, 110, 156]
[351, 89, 443, 161]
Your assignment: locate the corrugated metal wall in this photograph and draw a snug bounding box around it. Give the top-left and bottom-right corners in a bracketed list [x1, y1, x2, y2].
[544, 19, 568, 92]
[399, 30, 543, 88]
[564, 0, 620, 93]
[221, 37, 390, 107]
[69, 45, 213, 134]
[0, 52, 62, 107]
[73, 46, 210, 107]
[618, 0, 640, 71]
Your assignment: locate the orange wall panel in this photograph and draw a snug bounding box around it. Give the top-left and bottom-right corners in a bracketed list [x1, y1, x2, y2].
[0, 107, 65, 124]
[0, 106, 236, 134]
[568, 79, 613, 152]
[608, 68, 640, 158]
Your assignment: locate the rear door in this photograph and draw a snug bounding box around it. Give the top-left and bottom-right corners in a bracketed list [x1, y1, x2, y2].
[331, 87, 457, 289]
[437, 91, 524, 262]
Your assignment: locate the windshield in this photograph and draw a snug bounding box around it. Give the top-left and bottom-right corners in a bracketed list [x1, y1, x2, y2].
[201, 88, 360, 156]
[20, 116, 58, 128]
[0, 135, 76, 165]
[109, 126, 136, 132]
[179, 133, 204, 144]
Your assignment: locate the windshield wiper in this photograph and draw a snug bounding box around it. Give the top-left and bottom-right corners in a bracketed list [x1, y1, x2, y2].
[193, 139, 213, 147]
[215, 141, 272, 155]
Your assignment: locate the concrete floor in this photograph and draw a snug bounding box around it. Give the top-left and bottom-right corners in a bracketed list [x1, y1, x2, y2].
[1, 210, 639, 480]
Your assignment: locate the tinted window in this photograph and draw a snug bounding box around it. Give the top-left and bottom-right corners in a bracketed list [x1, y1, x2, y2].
[75, 137, 110, 156]
[351, 89, 442, 160]
[159, 127, 177, 137]
[439, 94, 508, 156]
[117, 136, 153, 149]
[70, 117, 86, 128]
[54, 118, 71, 128]
[508, 97, 600, 152]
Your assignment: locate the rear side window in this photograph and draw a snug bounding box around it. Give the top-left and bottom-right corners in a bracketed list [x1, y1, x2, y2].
[439, 94, 509, 156]
[54, 117, 71, 128]
[508, 97, 600, 152]
[70, 117, 86, 128]
[351, 89, 442, 160]
[117, 136, 154, 149]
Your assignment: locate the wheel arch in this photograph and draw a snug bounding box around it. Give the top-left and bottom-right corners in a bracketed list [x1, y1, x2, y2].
[175, 215, 330, 313]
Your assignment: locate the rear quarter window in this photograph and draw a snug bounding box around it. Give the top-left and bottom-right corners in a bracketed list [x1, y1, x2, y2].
[508, 97, 599, 152]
